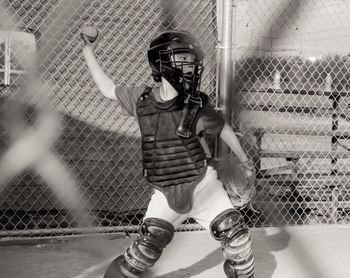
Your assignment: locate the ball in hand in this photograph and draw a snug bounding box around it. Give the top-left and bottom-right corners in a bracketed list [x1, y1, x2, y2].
[80, 26, 98, 43]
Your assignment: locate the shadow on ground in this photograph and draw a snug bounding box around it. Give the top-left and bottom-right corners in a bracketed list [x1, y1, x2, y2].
[142, 228, 291, 278]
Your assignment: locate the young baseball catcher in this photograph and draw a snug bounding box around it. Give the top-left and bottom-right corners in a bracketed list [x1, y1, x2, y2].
[82, 29, 256, 278]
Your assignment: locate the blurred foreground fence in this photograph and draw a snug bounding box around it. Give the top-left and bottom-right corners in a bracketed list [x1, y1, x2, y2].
[0, 0, 218, 237]
[1, 0, 350, 238]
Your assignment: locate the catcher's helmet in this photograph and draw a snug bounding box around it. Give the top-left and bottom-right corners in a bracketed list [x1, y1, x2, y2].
[147, 30, 204, 95]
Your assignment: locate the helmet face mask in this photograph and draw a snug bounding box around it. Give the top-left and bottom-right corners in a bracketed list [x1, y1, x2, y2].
[148, 31, 204, 95]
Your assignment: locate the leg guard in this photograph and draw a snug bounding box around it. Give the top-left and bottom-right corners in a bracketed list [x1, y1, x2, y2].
[210, 209, 255, 278]
[104, 218, 174, 278]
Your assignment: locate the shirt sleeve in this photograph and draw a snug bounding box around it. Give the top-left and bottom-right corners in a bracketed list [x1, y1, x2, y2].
[114, 85, 146, 117]
[196, 101, 225, 136]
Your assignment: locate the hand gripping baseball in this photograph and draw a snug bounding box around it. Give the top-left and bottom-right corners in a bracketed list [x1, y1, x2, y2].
[80, 26, 99, 50]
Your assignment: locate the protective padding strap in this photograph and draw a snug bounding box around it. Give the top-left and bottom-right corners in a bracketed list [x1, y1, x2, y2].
[122, 218, 175, 273]
[223, 230, 254, 278]
[210, 209, 255, 278]
[140, 218, 175, 247]
[223, 232, 252, 261]
[209, 209, 244, 241]
[125, 237, 162, 271]
[224, 257, 255, 278]
[104, 255, 141, 278]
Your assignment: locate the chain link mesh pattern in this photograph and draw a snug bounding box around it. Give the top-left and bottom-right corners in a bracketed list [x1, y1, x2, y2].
[235, 0, 350, 226]
[1, 0, 350, 238]
[0, 0, 217, 236]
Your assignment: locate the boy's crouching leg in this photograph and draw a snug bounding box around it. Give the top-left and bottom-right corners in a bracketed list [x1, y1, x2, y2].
[104, 218, 175, 278]
[210, 209, 255, 278]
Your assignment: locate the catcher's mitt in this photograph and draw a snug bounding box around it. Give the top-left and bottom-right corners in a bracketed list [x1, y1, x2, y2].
[214, 154, 256, 208]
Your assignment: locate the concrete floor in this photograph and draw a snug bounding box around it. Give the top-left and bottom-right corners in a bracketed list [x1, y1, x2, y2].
[1, 225, 350, 278]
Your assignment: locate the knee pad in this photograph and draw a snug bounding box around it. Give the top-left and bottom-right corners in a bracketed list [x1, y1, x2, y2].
[121, 218, 175, 277]
[210, 209, 254, 278]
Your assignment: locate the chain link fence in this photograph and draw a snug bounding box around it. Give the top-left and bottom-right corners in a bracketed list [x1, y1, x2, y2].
[0, 0, 218, 237]
[235, 0, 350, 226]
[1, 0, 350, 238]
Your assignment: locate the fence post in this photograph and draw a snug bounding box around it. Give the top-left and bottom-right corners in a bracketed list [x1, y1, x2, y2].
[216, 0, 235, 157]
[326, 73, 340, 223]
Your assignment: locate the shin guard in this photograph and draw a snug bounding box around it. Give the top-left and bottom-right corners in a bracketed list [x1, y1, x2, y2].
[104, 218, 174, 278]
[210, 209, 255, 278]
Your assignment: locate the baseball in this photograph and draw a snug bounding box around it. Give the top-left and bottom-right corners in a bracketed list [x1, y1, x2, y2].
[80, 26, 98, 42]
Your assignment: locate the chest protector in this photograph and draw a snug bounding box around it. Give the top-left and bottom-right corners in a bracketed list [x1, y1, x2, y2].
[136, 87, 208, 214]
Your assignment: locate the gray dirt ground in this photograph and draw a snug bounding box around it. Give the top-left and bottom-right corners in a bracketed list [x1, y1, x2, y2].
[1, 225, 350, 278]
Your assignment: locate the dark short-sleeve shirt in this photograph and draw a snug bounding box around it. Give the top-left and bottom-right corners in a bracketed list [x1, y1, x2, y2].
[114, 85, 225, 135]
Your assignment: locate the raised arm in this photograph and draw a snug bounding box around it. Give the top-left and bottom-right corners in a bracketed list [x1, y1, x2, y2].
[81, 27, 116, 100]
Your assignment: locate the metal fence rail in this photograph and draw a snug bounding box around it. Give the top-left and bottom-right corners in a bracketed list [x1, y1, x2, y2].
[1, 0, 350, 238]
